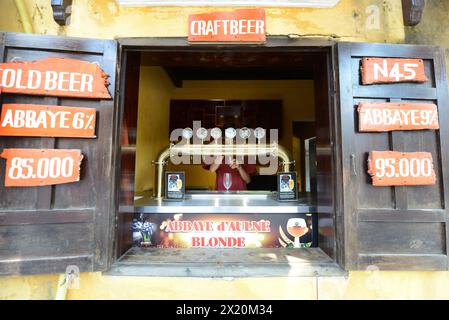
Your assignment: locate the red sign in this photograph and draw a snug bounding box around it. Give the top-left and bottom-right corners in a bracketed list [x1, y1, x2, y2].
[0, 57, 111, 98]
[132, 213, 314, 249]
[361, 57, 428, 84]
[1, 148, 83, 187]
[367, 151, 436, 186]
[0, 104, 96, 138]
[188, 9, 266, 43]
[358, 102, 439, 132]
[161, 218, 270, 248]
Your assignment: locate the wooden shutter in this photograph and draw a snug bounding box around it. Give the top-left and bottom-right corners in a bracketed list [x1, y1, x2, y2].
[336, 42, 449, 270]
[0, 33, 118, 275]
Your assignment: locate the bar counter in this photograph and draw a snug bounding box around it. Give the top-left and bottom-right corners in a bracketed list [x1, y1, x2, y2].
[122, 191, 316, 214]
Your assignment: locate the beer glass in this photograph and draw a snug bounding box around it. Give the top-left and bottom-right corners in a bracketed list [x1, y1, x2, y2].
[224, 173, 232, 191]
[287, 218, 308, 248]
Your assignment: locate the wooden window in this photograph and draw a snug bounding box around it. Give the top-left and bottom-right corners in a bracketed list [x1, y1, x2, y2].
[1, 33, 448, 275]
[336, 42, 449, 270]
[0, 32, 119, 275]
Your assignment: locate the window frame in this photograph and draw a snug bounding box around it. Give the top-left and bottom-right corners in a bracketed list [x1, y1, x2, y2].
[110, 37, 344, 276]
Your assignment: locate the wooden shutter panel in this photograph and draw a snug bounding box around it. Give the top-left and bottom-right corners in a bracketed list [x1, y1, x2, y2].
[0, 32, 118, 275]
[336, 42, 449, 270]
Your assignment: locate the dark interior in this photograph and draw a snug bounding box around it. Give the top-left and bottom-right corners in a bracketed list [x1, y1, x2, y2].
[112, 47, 337, 276]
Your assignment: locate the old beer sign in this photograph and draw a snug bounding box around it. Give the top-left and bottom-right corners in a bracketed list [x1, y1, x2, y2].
[358, 102, 439, 132]
[0, 57, 111, 98]
[188, 9, 266, 43]
[1, 148, 83, 187]
[367, 151, 436, 186]
[0, 104, 96, 138]
[361, 57, 428, 84]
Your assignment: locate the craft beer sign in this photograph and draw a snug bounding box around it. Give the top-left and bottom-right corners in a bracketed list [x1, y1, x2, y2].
[188, 9, 266, 42]
[0, 57, 111, 98]
[368, 151, 436, 186]
[361, 57, 428, 84]
[0, 104, 96, 138]
[358, 102, 439, 132]
[0, 149, 83, 187]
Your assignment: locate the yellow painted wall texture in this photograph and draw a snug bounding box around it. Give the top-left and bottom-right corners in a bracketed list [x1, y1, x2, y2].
[3, 271, 449, 300]
[0, 0, 404, 42]
[135, 66, 174, 193]
[404, 0, 449, 84]
[1, 0, 449, 300]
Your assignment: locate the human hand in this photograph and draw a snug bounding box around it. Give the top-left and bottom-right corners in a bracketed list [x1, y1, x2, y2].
[230, 159, 241, 170]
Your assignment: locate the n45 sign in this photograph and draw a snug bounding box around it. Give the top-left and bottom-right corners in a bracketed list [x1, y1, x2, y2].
[0, 149, 83, 187]
[361, 57, 428, 84]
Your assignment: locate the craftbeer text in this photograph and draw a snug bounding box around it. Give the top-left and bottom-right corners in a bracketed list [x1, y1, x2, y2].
[188, 9, 266, 42]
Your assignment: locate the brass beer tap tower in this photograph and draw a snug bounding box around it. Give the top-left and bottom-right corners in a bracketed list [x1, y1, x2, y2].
[152, 127, 294, 199]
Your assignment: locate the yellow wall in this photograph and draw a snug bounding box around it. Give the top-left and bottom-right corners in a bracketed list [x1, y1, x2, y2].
[0, 1, 24, 32]
[404, 0, 449, 83]
[0, 0, 404, 43]
[2, 0, 449, 300]
[135, 66, 174, 193]
[3, 271, 449, 300]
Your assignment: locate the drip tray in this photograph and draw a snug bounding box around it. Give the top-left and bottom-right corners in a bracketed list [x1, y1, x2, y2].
[189, 191, 272, 199]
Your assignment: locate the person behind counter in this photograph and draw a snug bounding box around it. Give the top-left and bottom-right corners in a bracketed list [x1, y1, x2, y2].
[203, 123, 257, 191]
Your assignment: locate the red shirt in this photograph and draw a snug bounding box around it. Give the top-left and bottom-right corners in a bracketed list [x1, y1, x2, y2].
[203, 159, 257, 191]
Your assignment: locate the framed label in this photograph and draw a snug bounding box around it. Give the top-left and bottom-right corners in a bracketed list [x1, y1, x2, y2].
[358, 102, 439, 132]
[0, 104, 97, 138]
[277, 172, 298, 201]
[164, 171, 185, 201]
[0, 57, 111, 99]
[188, 9, 266, 43]
[361, 57, 428, 84]
[0, 148, 83, 187]
[367, 151, 436, 186]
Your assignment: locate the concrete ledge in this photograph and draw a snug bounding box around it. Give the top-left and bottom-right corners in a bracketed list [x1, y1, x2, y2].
[105, 247, 347, 277]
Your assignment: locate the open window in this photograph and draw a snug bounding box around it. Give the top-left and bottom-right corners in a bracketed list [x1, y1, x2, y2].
[1, 33, 449, 277]
[110, 38, 343, 276]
